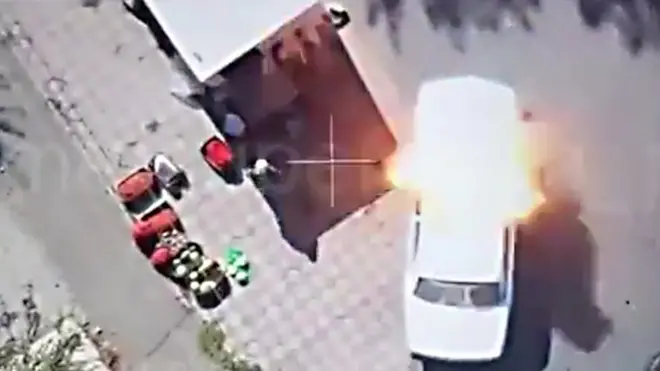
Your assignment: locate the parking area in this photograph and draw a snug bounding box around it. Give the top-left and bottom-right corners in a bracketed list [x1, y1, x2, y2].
[0, 2, 411, 371]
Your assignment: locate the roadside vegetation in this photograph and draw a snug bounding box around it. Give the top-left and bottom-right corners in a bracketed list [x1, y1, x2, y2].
[197, 320, 262, 371]
[0, 284, 119, 371]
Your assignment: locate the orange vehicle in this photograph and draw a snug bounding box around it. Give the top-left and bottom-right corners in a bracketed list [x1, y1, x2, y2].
[115, 168, 165, 220]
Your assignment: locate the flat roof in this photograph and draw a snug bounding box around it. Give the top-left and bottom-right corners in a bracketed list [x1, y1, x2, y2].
[144, 0, 320, 82]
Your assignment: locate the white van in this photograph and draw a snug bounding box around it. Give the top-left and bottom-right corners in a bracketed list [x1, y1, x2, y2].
[130, 0, 351, 121]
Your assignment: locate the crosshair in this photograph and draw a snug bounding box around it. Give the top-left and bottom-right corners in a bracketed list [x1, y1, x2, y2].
[286, 115, 380, 207]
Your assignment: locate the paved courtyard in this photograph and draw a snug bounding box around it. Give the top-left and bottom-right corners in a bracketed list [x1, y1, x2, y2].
[0, 45, 215, 371]
[5, 1, 660, 371]
[338, 0, 660, 371]
[0, 2, 411, 371]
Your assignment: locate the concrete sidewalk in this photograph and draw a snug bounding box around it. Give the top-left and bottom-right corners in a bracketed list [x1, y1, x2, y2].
[1, 2, 410, 371]
[1, 45, 215, 371]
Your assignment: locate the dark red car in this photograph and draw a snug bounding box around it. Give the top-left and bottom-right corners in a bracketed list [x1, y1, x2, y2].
[200, 136, 242, 183]
[132, 207, 181, 256]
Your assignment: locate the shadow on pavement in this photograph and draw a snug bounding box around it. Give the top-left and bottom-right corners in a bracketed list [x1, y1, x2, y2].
[366, 0, 541, 53]
[415, 191, 610, 371]
[367, 0, 660, 56]
[525, 194, 613, 353]
[214, 24, 397, 261]
[576, 0, 647, 55]
[367, 0, 405, 52]
[1, 73, 28, 140]
[0, 119, 26, 139]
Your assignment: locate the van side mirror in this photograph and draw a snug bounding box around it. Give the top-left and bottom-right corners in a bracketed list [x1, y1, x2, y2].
[325, 4, 351, 30]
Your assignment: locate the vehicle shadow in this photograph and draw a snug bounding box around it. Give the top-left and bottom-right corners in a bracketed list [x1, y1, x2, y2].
[210, 25, 397, 261]
[415, 193, 610, 371]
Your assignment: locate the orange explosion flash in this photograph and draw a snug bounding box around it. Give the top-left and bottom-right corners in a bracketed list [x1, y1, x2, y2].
[387, 120, 544, 223]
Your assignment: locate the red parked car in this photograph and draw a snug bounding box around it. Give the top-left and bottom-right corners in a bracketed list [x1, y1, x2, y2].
[200, 136, 242, 184]
[131, 207, 181, 256]
[115, 167, 165, 220]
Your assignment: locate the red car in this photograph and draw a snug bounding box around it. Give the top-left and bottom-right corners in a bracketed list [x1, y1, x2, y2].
[115, 168, 164, 220]
[200, 136, 242, 183]
[132, 207, 181, 256]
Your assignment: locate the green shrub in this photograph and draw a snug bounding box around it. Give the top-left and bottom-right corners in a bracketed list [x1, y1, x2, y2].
[197, 321, 261, 371]
[197, 321, 227, 364]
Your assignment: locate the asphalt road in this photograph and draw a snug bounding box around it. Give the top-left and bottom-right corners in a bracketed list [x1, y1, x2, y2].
[336, 0, 660, 370]
[0, 48, 214, 371]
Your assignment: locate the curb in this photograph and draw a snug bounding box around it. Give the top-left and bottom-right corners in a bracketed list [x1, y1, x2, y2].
[0, 18, 118, 189]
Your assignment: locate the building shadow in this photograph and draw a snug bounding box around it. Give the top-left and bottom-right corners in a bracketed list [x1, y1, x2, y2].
[210, 24, 397, 261]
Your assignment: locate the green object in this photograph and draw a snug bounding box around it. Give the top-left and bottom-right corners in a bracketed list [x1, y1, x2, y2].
[225, 247, 244, 265]
[224, 247, 251, 285]
[233, 254, 248, 268]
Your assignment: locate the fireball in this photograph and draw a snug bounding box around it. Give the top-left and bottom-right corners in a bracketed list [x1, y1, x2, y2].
[387, 76, 544, 223]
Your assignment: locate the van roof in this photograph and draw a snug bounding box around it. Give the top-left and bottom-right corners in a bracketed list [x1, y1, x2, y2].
[144, 0, 319, 82]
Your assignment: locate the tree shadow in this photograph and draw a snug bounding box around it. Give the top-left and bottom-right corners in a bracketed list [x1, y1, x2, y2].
[365, 0, 660, 56]
[366, 0, 542, 53]
[80, 0, 102, 8]
[577, 0, 647, 55]
[367, 0, 405, 52]
[0, 119, 26, 139]
[205, 25, 397, 261]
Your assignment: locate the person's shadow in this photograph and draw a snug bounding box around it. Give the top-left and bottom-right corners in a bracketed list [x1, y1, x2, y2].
[524, 193, 613, 353]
